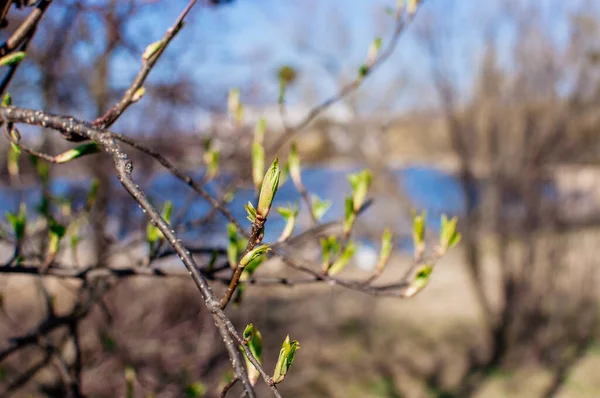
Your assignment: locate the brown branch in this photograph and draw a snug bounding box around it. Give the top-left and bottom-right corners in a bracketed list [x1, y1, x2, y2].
[0, 0, 52, 57]
[0, 105, 279, 398]
[219, 218, 266, 309]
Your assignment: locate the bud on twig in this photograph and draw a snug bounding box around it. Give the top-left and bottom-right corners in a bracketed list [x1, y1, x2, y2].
[276, 204, 298, 243]
[328, 241, 358, 275]
[0, 51, 26, 67]
[48, 219, 66, 258]
[257, 157, 280, 220]
[439, 214, 461, 253]
[240, 244, 270, 268]
[241, 323, 263, 386]
[412, 210, 426, 258]
[5, 203, 26, 244]
[54, 143, 100, 164]
[227, 223, 240, 269]
[272, 335, 300, 384]
[311, 195, 332, 221]
[404, 264, 433, 298]
[131, 87, 146, 103]
[142, 40, 165, 61]
[343, 196, 356, 235]
[376, 228, 393, 273]
[320, 236, 340, 273]
[348, 169, 372, 212]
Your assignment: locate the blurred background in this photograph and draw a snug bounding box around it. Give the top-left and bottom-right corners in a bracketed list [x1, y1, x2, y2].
[1, 0, 600, 397]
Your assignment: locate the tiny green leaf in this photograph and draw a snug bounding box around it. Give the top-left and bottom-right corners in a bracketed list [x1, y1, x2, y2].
[7, 142, 20, 178]
[272, 335, 300, 384]
[343, 196, 356, 235]
[241, 323, 263, 386]
[366, 37, 382, 65]
[54, 142, 100, 163]
[5, 203, 26, 243]
[328, 241, 358, 275]
[48, 219, 66, 256]
[377, 228, 393, 272]
[347, 169, 372, 211]
[407, 0, 420, 15]
[245, 201, 257, 223]
[440, 214, 460, 252]
[2, 93, 11, 106]
[311, 195, 332, 221]
[412, 210, 426, 256]
[403, 264, 434, 298]
[227, 223, 239, 268]
[320, 236, 340, 272]
[0, 51, 26, 67]
[240, 244, 270, 267]
[276, 203, 298, 242]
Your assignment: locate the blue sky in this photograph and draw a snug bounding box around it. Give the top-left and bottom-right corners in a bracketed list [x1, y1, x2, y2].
[114, 0, 596, 114]
[7, 0, 598, 134]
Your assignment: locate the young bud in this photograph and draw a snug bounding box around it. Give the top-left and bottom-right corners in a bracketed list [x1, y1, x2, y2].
[142, 40, 165, 61]
[320, 236, 340, 272]
[2, 92, 12, 106]
[311, 195, 332, 221]
[245, 201, 257, 223]
[328, 241, 358, 275]
[377, 228, 393, 273]
[131, 87, 146, 103]
[272, 335, 300, 384]
[403, 264, 433, 298]
[256, 157, 280, 219]
[412, 210, 426, 257]
[7, 142, 20, 179]
[276, 204, 298, 243]
[366, 37, 382, 65]
[54, 143, 100, 164]
[5, 203, 26, 244]
[240, 244, 270, 268]
[343, 196, 356, 235]
[407, 0, 420, 15]
[146, 201, 172, 246]
[241, 323, 263, 386]
[227, 223, 239, 269]
[0, 51, 26, 67]
[439, 214, 461, 253]
[48, 220, 66, 258]
[348, 169, 372, 212]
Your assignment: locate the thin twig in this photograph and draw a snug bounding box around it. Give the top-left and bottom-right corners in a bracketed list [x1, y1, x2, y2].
[92, 0, 197, 128]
